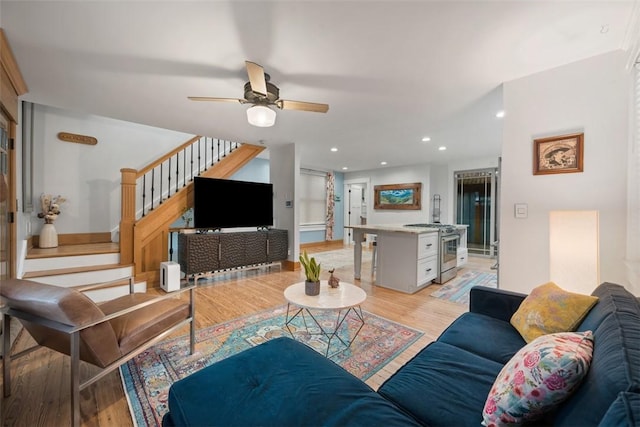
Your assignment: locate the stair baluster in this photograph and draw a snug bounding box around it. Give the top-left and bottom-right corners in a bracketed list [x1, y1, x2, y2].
[190, 144, 194, 181]
[197, 138, 201, 176]
[175, 153, 180, 193]
[167, 158, 172, 197]
[142, 174, 146, 217]
[150, 169, 155, 211]
[159, 162, 163, 204]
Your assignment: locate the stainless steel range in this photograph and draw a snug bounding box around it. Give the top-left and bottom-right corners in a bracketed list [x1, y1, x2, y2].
[405, 223, 460, 284]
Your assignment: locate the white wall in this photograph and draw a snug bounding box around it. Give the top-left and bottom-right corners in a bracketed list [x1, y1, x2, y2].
[345, 164, 432, 225]
[500, 51, 630, 294]
[231, 157, 269, 183]
[270, 143, 298, 262]
[28, 104, 193, 237]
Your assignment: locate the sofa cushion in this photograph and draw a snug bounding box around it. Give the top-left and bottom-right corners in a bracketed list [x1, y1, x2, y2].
[510, 282, 598, 343]
[164, 337, 421, 427]
[482, 331, 593, 426]
[553, 283, 640, 427]
[598, 392, 640, 427]
[378, 341, 503, 427]
[439, 312, 526, 365]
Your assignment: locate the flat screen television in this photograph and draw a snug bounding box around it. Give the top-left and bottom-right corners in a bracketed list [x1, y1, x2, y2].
[193, 177, 274, 229]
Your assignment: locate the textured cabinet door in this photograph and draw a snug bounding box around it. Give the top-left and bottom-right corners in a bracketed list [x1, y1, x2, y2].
[267, 229, 288, 261]
[178, 233, 220, 275]
[245, 232, 268, 265]
[219, 233, 248, 269]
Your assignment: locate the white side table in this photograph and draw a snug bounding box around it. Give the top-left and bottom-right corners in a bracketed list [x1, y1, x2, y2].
[284, 281, 367, 357]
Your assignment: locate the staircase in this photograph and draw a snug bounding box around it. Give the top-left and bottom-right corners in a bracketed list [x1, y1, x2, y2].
[20, 136, 266, 299]
[22, 240, 144, 302]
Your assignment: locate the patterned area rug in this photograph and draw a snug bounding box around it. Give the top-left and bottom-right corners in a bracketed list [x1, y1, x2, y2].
[120, 304, 423, 426]
[430, 270, 498, 305]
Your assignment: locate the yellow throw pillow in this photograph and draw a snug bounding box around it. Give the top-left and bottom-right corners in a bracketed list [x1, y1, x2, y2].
[510, 282, 598, 343]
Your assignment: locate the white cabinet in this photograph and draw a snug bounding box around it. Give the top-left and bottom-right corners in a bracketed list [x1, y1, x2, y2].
[417, 255, 437, 285]
[457, 247, 468, 267]
[376, 231, 438, 294]
[456, 226, 468, 266]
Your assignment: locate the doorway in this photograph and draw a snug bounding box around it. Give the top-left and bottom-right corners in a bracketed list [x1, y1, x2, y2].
[343, 180, 369, 245]
[454, 168, 498, 257]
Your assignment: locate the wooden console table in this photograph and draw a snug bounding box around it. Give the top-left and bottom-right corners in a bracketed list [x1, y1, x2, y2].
[178, 229, 288, 284]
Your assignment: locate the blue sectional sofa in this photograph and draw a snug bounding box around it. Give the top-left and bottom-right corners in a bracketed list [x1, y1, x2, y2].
[162, 283, 640, 426]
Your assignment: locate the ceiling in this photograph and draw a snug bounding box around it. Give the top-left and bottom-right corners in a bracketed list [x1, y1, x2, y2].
[1, 1, 637, 172]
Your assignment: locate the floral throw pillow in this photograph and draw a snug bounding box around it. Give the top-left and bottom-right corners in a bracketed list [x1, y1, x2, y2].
[482, 331, 594, 427]
[510, 282, 598, 343]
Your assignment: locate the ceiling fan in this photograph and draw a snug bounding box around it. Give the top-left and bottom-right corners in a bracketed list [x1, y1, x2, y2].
[188, 61, 329, 127]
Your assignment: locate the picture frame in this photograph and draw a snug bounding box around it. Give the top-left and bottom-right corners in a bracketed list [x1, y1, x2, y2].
[374, 182, 422, 210]
[533, 132, 584, 175]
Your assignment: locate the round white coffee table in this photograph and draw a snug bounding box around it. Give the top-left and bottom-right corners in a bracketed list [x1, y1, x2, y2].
[284, 281, 367, 356]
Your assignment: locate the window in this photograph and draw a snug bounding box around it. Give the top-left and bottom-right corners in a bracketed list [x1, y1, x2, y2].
[299, 170, 326, 226]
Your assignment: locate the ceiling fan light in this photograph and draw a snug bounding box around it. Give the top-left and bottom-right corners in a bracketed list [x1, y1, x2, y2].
[246, 105, 276, 127]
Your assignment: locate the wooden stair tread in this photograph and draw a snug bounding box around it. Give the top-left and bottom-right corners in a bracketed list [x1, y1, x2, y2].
[27, 242, 119, 259]
[23, 263, 133, 279]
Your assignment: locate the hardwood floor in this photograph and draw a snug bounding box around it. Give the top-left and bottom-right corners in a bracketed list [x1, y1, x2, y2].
[1, 246, 494, 426]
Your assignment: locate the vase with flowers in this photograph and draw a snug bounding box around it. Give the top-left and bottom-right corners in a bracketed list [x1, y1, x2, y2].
[38, 194, 66, 224]
[37, 194, 66, 248]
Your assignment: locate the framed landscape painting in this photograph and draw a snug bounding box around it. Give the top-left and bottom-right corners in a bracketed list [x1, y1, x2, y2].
[374, 183, 422, 210]
[533, 132, 584, 175]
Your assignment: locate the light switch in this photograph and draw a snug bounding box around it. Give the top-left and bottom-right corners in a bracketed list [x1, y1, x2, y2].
[515, 203, 528, 219]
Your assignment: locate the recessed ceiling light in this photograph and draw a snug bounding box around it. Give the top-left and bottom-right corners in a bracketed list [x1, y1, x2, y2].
[380, 161, 387, 165]
[496, 110, 505, 118]
[438, 146, 446, 151]
[330, 147, 338, 152]
[421, 136, 431, 142]
[342, 166, 348, 170]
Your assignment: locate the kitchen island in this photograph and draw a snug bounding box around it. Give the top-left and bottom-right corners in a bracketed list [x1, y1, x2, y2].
[345, 224, 468, 294]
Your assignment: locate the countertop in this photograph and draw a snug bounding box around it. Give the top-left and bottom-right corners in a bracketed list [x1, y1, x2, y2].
[344, 224, 467, 235]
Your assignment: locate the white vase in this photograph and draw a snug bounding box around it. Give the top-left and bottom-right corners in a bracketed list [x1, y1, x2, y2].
[39, 223, 58, 248]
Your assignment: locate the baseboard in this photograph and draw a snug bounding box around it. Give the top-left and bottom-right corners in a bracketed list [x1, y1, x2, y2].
[300, 240, 343, 250]
[282, 259, 298, 271]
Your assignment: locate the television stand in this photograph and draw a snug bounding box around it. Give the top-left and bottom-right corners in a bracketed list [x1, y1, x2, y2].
[178, 229, 288, 284]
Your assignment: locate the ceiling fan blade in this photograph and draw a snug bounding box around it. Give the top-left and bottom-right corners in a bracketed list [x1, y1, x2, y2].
[245, 61, 267, 96]
[188, 97, 245, 104]
[277, 100, 329, 113]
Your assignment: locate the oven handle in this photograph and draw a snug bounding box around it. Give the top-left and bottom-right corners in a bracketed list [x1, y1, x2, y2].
[441, 234, 459, 243]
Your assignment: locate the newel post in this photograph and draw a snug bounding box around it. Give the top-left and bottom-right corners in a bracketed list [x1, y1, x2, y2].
[120, 168, 137, 265]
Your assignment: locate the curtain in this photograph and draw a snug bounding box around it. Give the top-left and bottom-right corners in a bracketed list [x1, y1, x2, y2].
[325, 172, 335, 240]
